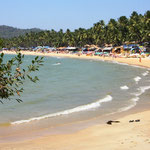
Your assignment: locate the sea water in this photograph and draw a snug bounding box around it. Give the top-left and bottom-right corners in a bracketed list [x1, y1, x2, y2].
[0, 54, 150, 130]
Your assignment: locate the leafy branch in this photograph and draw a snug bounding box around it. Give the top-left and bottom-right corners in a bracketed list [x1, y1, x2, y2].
[0, 51, 44, 103]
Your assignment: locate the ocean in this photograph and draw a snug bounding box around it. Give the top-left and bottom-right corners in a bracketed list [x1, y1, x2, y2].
[0, 54, 150, 140]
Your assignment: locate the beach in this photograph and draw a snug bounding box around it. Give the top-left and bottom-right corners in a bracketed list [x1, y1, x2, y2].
[2, 50, 150, 68]
[1, 50, 150, 150]
[0, 110, 150, 150]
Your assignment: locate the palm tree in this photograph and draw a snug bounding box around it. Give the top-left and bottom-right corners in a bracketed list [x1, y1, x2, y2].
[118, 16, 129, 44]
[106, 19, 120, 45]
[143, 11, 150, 42]
[128, 11, 143, 43]
[3, 10, 149, 48]
[0, 38, 4, 48]
[92, 20, 105, 46]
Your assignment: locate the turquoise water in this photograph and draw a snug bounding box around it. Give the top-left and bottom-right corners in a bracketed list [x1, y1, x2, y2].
[0, 55, 150, 127]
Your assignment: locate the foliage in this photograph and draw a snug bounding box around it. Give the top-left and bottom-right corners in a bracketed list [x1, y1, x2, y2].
[0, 38, 4, 48]
[0, 52, 44, 103]
[2, 10, 150, 48]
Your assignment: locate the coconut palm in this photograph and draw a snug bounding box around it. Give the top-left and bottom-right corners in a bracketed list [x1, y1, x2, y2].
[2, 10, 149, 48]
[118, 16, 129, 43]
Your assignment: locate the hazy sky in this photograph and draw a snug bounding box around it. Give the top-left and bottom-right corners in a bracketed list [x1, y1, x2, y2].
[1, 0, 150, 31]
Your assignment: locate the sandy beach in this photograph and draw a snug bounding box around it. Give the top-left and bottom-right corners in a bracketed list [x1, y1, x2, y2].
[0, 110, 150, 150]
[2, 50, 150, 68]
[1, 50, 150, 150]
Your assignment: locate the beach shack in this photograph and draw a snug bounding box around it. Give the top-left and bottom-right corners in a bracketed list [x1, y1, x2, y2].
[57, 47, 66, 52]
[94, 48, 103, 56]
[141, 46, 150, 57]
[102, 47, 113, 55]
[82, 47, 96, 55]
[33, 46, 43, 52]
[122, 44, 136, 53]
[130, 46, 141, 54]
[112, 46, 124, 54]
[65, 47, 79, 52]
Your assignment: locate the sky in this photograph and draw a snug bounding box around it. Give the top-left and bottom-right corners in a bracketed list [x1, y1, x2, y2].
[1, 0, 150, 31]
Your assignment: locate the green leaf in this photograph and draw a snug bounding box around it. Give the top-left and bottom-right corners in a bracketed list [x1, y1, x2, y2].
[0, 53, 4, 58]
[16, 99, 23, 103]
[35, 56, 39, 60]
[0, 58, 2, 64]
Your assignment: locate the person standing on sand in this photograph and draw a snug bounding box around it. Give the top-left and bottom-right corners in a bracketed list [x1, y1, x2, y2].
[139, 57, 141, 62]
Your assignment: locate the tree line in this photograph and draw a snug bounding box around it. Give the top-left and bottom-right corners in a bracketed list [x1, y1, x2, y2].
[2, 11, 150, 48]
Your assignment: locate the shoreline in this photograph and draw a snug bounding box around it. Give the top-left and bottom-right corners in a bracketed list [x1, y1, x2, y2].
[2, 50, 150, 69]
[1, 110, 150, 150]
[1, 50, 150, 149]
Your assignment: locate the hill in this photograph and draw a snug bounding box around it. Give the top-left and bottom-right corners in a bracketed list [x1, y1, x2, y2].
[0, 25, 42, 39]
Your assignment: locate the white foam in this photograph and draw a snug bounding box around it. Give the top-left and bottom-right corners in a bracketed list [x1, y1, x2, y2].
[131, 65, 143, 68]
[109, 59, 146, 69]
[134, 76, 141, 83]
[112, 60, 118, 64]
[120, 85, 129, 90]
[107, 85, 150, 115]
[142, 71, 149, 76]
[118, 97, 139, 112]
[115, 61, 129, 66]
[108, 97, 139, 115]
[133, 86, 150, 97]
[11, 95, 113, 125]
[57, 57, 62, 59]
[52, 62, 61, 65]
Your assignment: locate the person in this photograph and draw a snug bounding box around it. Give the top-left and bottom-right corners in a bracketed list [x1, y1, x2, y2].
[139, 57, 141, 62]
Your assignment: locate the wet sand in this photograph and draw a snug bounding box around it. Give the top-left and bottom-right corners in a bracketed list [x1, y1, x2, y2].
[0, 110, 150, 150]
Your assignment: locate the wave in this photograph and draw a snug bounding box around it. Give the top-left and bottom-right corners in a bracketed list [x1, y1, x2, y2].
[109, 86, 150, 114]
[108, 97, 139, 115]
[130, 65, 145, 68]
[120, 85, 129, 90]
[52, 62, 61, 66]
[57, 57, 61, 59]
[112, 61, 129, 66]
[118, 97, 139, 112]
[134, 76, 141, 83]
[142, 71, 149, 76]
[11, 95, 113, 125]
[94, 59, 105, 62]
[111, 61, 146, 69]
[132, 86, 150, 97]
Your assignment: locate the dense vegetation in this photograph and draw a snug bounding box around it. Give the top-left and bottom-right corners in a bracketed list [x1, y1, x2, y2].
[0, 25, 42, 39]
[2, 11, 150, 48]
